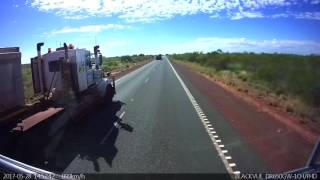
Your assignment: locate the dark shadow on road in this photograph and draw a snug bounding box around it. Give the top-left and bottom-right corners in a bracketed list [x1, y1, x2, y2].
[0, 100, 133, 173]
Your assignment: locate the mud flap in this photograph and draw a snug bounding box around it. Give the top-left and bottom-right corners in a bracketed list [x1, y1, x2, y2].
[104, 84, 115, 105]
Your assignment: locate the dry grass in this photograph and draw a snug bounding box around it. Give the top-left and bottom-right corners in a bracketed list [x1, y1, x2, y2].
[173, 59, 320, 125]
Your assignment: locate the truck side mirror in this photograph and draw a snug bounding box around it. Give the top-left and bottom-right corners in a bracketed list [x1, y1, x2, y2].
[99, 54, 102, 66]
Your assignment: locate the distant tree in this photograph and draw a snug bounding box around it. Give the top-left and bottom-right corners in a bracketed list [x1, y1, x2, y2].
[216, 49, 223, 54]
[121, 55, 133, 62]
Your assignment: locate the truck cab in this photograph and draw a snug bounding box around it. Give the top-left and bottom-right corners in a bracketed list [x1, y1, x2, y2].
[31, 43, 115, 104]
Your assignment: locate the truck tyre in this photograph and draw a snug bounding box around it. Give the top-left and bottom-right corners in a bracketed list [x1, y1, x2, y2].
[105, 84, 115, 105]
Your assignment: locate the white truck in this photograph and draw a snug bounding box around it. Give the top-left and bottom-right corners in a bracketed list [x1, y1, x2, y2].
[0, 42, 115, 133]
[31, 42, 115, 106]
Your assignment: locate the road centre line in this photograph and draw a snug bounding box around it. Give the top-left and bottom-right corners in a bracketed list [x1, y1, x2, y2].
[113, 61, 156, 84]
[144, 77, 149, 83]
[100, 111, 126, 145]
[119, 111, 126, 119]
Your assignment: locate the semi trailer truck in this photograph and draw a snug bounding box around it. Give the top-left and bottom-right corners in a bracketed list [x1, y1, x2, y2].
[0, 42, 115, 132]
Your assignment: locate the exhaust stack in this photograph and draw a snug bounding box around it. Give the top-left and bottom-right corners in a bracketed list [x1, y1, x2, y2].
[37, 42, 44, 58]
[94, 45, 100, 69]
[36, 42, 46, 94]
[63, 43, 69, 62]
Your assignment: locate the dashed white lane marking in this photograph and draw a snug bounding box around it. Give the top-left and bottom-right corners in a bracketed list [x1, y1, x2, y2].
[234, 171, 241, 175]
[144, 77, 149, 84]
[113, 61, 156, 84]
[167, 59, 239, 177]
[100, 111, 126, 145]
[119, 111, 126, 119]
[100, 126, 115, 145]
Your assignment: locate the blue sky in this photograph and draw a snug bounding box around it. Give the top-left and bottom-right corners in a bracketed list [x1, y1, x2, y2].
[1, 0, 320, 64]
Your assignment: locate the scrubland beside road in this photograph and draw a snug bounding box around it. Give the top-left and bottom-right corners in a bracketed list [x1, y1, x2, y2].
[101, 54, 152, 74]
[171, 52, 320, 132]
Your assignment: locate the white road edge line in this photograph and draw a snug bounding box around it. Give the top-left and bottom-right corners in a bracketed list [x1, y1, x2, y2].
[167, 59, 239, 177]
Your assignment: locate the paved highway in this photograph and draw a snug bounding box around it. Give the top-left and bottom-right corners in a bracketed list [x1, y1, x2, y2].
[60, 57, 233, 174]
[40, 56, 271, 175]
[1, 56, 283, 176]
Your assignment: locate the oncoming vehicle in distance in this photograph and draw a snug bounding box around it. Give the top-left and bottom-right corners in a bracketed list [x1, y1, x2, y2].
[156, 54, 162, 60]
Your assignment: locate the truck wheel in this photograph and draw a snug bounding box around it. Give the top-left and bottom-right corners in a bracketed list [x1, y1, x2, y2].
[105, 84, 115, 105]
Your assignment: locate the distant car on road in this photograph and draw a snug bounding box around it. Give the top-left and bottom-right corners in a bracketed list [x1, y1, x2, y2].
[156, 54, 162, 60]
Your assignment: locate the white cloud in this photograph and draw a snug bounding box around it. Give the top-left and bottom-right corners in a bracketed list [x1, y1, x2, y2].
[270, 11, 320, 20]
[165, 37, 320, 55]
[230, 11, 264, 20]
[29, 0, 320, 22]
[271, 13, 290, 18]
[310, 0, 320, 4]
[49, 24, 129, 35]
[294, 12, 320, 20]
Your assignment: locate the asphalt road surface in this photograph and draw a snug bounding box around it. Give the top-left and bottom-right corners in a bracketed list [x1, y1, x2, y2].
[2, 56, 307, 177]
[60, 57, 236, 174]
